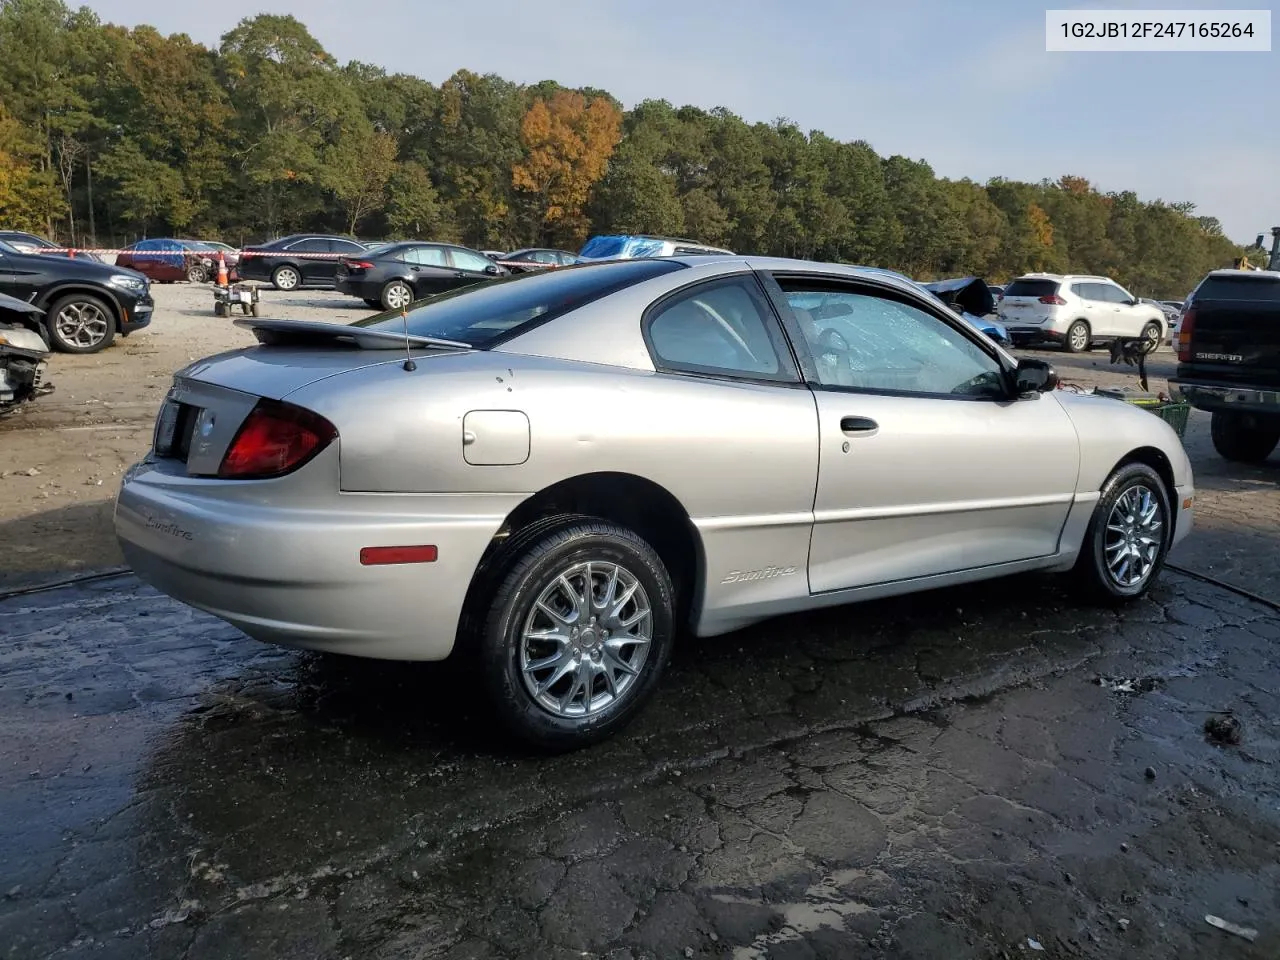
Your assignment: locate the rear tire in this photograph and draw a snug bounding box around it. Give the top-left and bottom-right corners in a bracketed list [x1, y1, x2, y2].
[478, 519, 676, 752]
[1210, 411, 1280, 464]
[380, 280, 414, 312]
[1065, 320, 1090, 353]
[272, 265, 300, 291]
[1073, 462, 1171, 602]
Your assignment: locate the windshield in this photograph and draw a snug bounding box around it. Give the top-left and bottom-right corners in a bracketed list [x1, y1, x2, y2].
[579, 235, 670, 260]
[351, 259, 686, 348]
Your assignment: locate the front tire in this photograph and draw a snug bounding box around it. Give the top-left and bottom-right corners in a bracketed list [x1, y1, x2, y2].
[272, 265, 300, 291]
[479, 519, 676, 751]
[1065, 320, 1091, 353]
[46, 294, 116, 354]
[1210, 411, 1280, 464]
[1074, 462, 1171, 601]
[1141, 321, 1162, 353]
[187, 264, 208, 283]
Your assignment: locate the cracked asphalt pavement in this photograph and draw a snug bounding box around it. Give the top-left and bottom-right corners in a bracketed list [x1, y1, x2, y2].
[2, 336, 1279, 959]
[3, 559, 1279, 959]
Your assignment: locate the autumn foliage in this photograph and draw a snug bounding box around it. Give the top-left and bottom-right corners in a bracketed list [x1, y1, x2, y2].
[512, 92, 622, 245]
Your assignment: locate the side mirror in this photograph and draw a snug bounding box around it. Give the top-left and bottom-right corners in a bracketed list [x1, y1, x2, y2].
[1014, 357, 1058, 395]
[484, 264, 499, 275]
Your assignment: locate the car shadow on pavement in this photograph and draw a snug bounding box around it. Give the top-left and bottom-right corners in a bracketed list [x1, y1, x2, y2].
[0, 499, 123, 592]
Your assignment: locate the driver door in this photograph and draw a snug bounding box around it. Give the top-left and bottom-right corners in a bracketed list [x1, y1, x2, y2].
[765, 275, 1081, 593]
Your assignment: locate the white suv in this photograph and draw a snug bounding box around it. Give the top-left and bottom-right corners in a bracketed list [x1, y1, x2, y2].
[998, 274, 1167, 353]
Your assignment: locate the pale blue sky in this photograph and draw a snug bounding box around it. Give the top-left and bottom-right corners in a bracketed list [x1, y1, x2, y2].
[87, 0, 1278, 244]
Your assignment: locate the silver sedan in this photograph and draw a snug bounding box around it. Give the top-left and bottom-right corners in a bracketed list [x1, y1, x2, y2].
[115, 256, 1195, 749]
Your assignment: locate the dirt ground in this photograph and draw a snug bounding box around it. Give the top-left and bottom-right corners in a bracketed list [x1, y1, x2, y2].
[0, 286, 1273, 599]
[0, 284, 372, 587]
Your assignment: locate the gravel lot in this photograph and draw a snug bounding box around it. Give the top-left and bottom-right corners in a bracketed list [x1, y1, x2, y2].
[1, 282, 1274, 600]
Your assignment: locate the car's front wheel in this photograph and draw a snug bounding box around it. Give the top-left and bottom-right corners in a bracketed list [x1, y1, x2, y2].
[1210, 411, 1280, 464]
[479, 519, 676, 751]
[46, 293, 116, 354]
[272, 265, 300, 291]
[1141, 321, 1162, 352]
[1074, 462, 1171, 601]
[187, 263, 208, 283]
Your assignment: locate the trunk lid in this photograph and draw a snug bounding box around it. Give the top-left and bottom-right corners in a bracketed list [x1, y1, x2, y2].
[155, 319, 470, 476]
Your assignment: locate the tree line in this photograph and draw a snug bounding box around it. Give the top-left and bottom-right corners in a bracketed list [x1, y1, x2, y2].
[0, 0, 1250, 298]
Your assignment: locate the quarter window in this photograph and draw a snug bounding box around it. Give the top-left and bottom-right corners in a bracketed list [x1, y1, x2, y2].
[778, 284, 1006, 398]
[645, 278, 792, 380]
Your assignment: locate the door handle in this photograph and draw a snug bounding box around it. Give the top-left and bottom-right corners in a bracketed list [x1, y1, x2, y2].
[840, 416, 878, 434]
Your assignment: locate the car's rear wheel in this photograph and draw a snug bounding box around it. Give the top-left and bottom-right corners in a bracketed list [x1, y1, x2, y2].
[479, 519, 676, 751]
[1065, 320, 1091, 353]
[46, 294, 115, 354]
[272, 265, 300, 291]
[1074, 462, 1171, 601]
[380, 280, 414, 311]
[1210, 411, 1280, 464]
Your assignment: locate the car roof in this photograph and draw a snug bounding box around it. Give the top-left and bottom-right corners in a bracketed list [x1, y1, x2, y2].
[1205, 268, 1280, 279]
[647, 254, 936, 298]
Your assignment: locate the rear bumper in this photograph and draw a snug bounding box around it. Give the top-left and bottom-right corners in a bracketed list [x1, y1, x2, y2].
[113, 459, 521, 660]
[1168, 380, 1280, 415]
[336, 277, 375, 298]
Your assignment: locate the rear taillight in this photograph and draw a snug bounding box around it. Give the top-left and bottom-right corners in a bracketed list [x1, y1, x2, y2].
[346, 260, 373, 270]
[217, 400, 337, 479]
[1176, 307, 1196, 362]
[1038, 294, 1067, 305]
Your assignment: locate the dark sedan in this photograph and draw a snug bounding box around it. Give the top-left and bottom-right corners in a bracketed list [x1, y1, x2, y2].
[501, 247, 581, 273]
[335, 242, 509, 311]
[238, 234, 370, 290]
[0, 230, 107, 263]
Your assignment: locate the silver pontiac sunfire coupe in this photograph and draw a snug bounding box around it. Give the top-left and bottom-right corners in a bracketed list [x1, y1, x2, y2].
[115, 256, 1194, 749]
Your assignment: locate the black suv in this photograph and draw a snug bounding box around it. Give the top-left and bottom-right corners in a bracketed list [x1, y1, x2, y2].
[0, 238, 154, 353]
[238, 234, 370, 290]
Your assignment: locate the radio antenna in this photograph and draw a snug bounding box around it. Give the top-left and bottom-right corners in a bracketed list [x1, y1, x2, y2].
[400, 305, 416, 372]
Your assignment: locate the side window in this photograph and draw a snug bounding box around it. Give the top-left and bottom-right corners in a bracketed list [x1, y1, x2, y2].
[450, 248, 496, 272]
[1108, 283, 1134, 303]
[286, 238, 329, 253]
[404, 246, 448, 267]
[778, 283, 1006, 399]
[328, 239, 365, 254]
[1070, 282, 1090, 300]
[644, 278, 794, 381]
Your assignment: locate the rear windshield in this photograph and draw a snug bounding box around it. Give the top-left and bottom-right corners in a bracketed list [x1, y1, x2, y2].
[1194, 276, 1280, 302]
[1003, 279, 1060, 298]
[351, 258, 687, 348]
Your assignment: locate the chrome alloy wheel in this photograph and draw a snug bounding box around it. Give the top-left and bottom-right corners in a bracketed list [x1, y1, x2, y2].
[519, 561, 653, 719]
[1068, 323, 1089, 352]
[1103, 484, 1164, 588]
[55, 300, 110, 349]
[384, 282, 413, 310]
